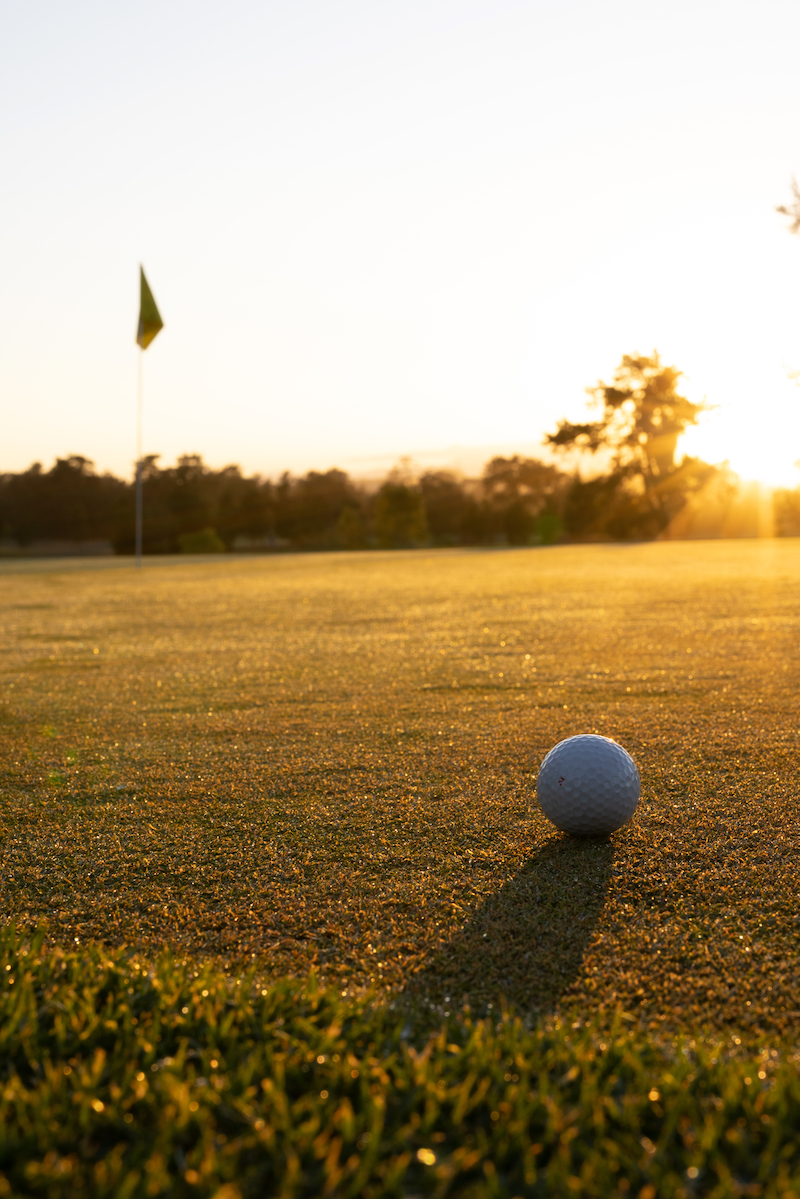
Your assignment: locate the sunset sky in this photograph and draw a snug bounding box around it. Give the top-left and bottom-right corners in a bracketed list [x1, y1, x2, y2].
[3, 0, 800, 485]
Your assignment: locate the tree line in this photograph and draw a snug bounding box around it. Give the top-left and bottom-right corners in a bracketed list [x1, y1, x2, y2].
[0, 452, 568, 553]
[2, 353, 798, 553]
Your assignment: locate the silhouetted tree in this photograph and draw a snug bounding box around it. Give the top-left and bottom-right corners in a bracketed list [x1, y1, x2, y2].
[419, 470, 482, 545]
[0, 457, 127, 546]
[374, 476, 428, 548]
[111, 456, 276, 553]
[547, 354, 707, 479]
[561, 472, 625, 540]
[774, 486, 800, 536]
[546, 352, 713, 539]
[215, 468, 274, 549]
[275, 469, 363, 548]
[335, 505, 369, 549]
[113, 455, 214, 553]
[481, 456, 566, 544]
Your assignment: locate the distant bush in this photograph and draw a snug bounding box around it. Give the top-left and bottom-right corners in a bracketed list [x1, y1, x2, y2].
[178, 527, 226, 553]
[535, 513, 563, 544]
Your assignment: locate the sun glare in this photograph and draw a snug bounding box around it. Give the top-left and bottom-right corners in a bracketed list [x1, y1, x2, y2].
[680, 381, 800, 490]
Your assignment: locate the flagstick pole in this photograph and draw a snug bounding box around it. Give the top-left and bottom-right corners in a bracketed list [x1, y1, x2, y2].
[135, 347, 143, 570]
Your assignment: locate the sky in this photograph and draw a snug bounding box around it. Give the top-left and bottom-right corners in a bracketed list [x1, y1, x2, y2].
[3, 0, 800, 485]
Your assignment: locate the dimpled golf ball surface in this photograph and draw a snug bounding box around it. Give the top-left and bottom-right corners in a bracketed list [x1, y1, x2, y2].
[536, 734, 640, 836]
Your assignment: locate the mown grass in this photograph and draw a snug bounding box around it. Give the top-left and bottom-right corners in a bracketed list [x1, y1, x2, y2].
[1, 541, 800, 1194]
[2, 925, 800, 1198]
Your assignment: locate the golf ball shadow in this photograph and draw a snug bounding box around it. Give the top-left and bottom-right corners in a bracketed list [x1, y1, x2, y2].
[536, 733, 640, 836]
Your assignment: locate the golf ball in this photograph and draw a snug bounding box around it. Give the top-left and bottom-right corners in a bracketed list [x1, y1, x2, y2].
[536, 734, 640, 836]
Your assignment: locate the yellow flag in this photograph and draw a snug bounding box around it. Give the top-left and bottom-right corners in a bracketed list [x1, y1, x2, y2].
[136, 267, 164, 349]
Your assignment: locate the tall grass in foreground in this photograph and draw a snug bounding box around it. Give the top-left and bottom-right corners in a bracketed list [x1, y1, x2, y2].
[1, 928, 798, 1198]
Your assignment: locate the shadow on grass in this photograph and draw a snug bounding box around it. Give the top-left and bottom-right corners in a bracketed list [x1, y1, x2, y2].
[405, 837, 615, 1017]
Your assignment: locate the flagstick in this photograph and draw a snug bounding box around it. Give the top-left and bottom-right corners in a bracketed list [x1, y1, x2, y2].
[135, 347, 143, 570]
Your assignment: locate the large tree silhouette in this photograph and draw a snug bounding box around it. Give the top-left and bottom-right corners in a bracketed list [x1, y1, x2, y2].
[546, 352, 714, 539]
[546, 352, 707, 482]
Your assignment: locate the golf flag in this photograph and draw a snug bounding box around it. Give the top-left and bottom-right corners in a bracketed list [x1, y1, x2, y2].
[136, 267, 164, 349]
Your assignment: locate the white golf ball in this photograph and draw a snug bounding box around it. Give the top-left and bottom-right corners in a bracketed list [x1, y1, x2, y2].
[536, 733, 640, 836]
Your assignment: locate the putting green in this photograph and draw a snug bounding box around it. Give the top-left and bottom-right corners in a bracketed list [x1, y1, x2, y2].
[1, 541, 798, 1036]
